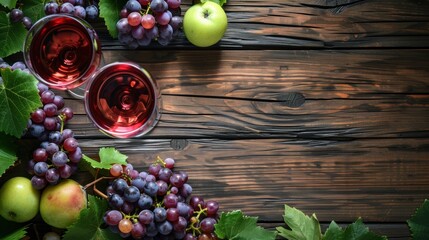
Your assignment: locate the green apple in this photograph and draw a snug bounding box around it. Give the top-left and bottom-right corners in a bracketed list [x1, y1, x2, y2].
[0, 177, 40, 223]
[183, 1, 228, 47]
[40, 179, 87, 229]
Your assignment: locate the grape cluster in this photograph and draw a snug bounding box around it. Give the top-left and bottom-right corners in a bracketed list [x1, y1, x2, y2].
[26, 82, 81, 190]
[103, 157, 219, 239]
[44, 0, 99, 22]
[9, 8, 33, 29]
[117, 0, 183, 48]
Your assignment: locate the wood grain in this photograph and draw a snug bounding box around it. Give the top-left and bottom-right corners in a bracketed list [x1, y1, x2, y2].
[97, 0, 429, 49]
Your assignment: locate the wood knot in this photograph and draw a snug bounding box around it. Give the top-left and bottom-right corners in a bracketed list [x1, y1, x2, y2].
[170, 139, 188, 150]
[279, 92, 305, 108]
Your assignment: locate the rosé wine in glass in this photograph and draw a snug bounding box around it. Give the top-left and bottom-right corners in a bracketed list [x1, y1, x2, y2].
[84, 62, 161, 138]
[23, 14, 101, 90]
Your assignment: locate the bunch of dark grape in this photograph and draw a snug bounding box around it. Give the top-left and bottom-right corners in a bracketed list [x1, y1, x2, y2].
[9, 8, 33, 29]
[44, 0, 99, 22]
[103, 157, 219, 239]
[26, 82, 82, 190]
[116, 0, 183, 48]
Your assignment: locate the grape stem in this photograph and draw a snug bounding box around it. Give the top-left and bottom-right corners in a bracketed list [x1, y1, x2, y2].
[83, 172, 115, 199]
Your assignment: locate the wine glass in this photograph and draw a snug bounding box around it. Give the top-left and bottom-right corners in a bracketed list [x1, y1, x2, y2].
[84, 62, 161, 138]
[23, 14, 102, 93]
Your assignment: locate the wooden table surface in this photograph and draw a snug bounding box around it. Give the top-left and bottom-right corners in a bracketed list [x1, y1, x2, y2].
[57, 0, 429, 239]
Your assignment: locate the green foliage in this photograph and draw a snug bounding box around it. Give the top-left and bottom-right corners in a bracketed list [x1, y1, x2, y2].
[21, 0, 46, 24]
[82, 147, 128, 169]
[276, 205, 322, 240]
[99, 0, 127, 38]
[323, 219, 387, 240]
[214, 210, 277, 240]
[201, 0, 227, 7]
[0, 0, 18, 10]
[0, 68, 42, 137]
[0, 11, 27, 58]
[0, 133, 17, 177]
[63, 195, 121, 240]
[0, 216, 27, 240]
[408, 199, 429, 240]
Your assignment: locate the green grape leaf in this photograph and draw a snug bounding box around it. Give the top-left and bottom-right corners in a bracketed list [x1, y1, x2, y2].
[99, 0, 127, 38]
[0, 133, 17, 177]
[322, 219, 387, 240]
[214, 210, 277, 240]
[0, 0, 17, 9]
[407, 199, 429, 239]
[0, 216, 28, 240]
[0, 11, 27, 58]
[276, 204, 322, 240]
[200, 0, 227, 7]
[21, 0, 46, 24]
[82, 147, 128, 170]
[63, 195, 121, 240]
[0, 68, 42, 138]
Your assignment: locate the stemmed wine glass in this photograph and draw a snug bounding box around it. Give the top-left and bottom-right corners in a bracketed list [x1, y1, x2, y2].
[23, 14, 161, 138]
[23, 14, 102, 93]
[84, 62, 161, 138]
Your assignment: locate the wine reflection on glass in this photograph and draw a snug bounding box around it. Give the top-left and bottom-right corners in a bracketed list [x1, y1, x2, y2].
[84, 62, 161, 138]
[23, 14, 101, 92]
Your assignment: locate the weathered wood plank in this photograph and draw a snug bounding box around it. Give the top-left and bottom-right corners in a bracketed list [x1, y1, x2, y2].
[76, 137, 429, 224]
[96, 0, 429, 49]
[56, 49, 429, 139]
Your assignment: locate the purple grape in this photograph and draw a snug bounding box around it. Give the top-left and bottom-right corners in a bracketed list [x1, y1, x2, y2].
[68, 146, 82, 163]
[45, 168, 60, 184]
[137, 193, 153, 210]
[112, 178, 128, 194]
[143, 181, 158, 197]
[170, 16, 182, 30]
[116, 18, 132, 34]
[109, 193, 125, 209]
[153, 207, 167, 222]
[131, 222, 146, 239]
[60, 2, 75, 14]
[138, 209, 154, 224]
[44, 2, 59, 15]
[22, 17, 32, 30]
[73, 5, 86, 19]
[59, 164, 72, 178]
[34, 162, 48, 176]
[156, 11, 171, 26]
[104, 210, 123, 226]
[173, 216, 187, 232]
[131, 177, 146, 191]
[11, 61, 26, 70]
[199, 217, 216, 233]
[44, 103, 58, 117]
[157, 220, 172, 235]
[166, 0, 180, 9]
[86, 5, 99, 21]
[31, 176, 48, 190]
[131, 25, 145, 39]
[33, 148, 47, 162]
[61, 107, 74, 121]
[61, 129, 74, 140]
[10, 9, 24, 23]
[164, 193, 178, 208]
[52, 151, 68, 167]
[48, 131, 62, 144]
[31, 109, 46, 123]
[63, 137, 79, 152]
[123, 186, 141, 202]
[41, 90, 55, 104]
[126, 0, 142, 12]
[53, 95, 64, 109]
[29, 124, 45, 138]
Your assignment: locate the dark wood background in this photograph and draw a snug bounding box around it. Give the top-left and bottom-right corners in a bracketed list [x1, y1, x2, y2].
[25, 0, 429, 238]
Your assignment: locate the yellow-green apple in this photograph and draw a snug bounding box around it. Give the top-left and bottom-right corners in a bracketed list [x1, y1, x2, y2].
[183, 1, 228, 47]
[40, 179, 87, 228]
[0, 177, 40, 222]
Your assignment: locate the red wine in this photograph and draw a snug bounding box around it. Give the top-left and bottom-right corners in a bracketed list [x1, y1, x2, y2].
[85, 63, 161, 138]
[24, 14, 101, 90]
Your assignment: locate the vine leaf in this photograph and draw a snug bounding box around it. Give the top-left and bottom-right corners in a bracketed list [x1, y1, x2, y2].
[276, 204, 322, 240]
[0, 0, 17, 9]
[82, 147, 128, 169]
[0, 68, 42, 138]
[21, 0, 46, 24]
[214, 210, 277, 240]
[99, 0, 127, 38]
[63, 195, 121, 240]
[0, 133, 18, 177]
[408, 199, 429, 239]
[0, 12, 27, 58]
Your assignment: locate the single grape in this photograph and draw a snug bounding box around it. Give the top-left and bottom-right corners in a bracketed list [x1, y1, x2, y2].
[85, 5, 99, 21]
[63, 137, 78, 152]
[159, 24, 173, 40]
[153, 207, 167, 222]
[199, 217, 216, 234]
[128, 12, 142, 27]
[121, 201, 135, 214]
[104, 210, 123, 226]
[68, 146, 82, 163]
[166, 207, 179, 222]
[205, 200, 219, 216]
[164, 193, 178, 208]
[120, 8, 129, 18]
[11, 61, 26, 70]
[61, 107, 74, 121]
[112, 178, 128, 194]
[164, 157, 175, 169]
[184, 233, 198, 240]
[45, 168, 60, 183]
[141, 14, 156, 29]
[189, 196, 204, 211]
[143, 181, 159, 197]
[157, 220, 173, 235]
[146, 222, 158, 237]
[29, 124, 45, 138]
[109, 193, 125, 209]
[156, 11, 172, 26]
[131, 222, 146, 239]
[34, 161, 49, 176]
[132, 25, 145, 39]
[118, 218, 133, 234]
[31, 175, 48, 190]
[44, 2, 59, 15]
[137, 193, 153, 210]
[148, 164, 161, 177]
[61, 128, 74, 140]
[166, 0, 181, 9]
[45, 142, 59, 156]
[41, 90, 55, 104]
[110, 163, 123, 177]
[123, 185, 141, 202]
[156, 180, 168, 196]
[59, 164, 72, 178]
[137, 36, 152, 46]
[138, 209, 154, 224]
[117, 18, 132, 34]
[48, 131, 62, 144]
[43, 103, 58, 117]
[44, 117, 57, 131]
[60, 2, 75, 14]
[33, 148, 48, 162]
[53, 95, 65, 109]
[170, 16, 183, 30]
[139, 0, 150, 6]
[131, 177, 146, 191]
[52, 151, 68, 167]
[63, 0, 76, 5]
[73, 5, 86, 19]
[118, 33, 134, 45]
[125, 0, 142, 12]
[157, 36, 171, 46]
[180, 183, 192, 198]
[10, 9, 24, 23]
[169, 173, 185, 188]
[150, 0, 165, 13]
[174, 216, 188, 232]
